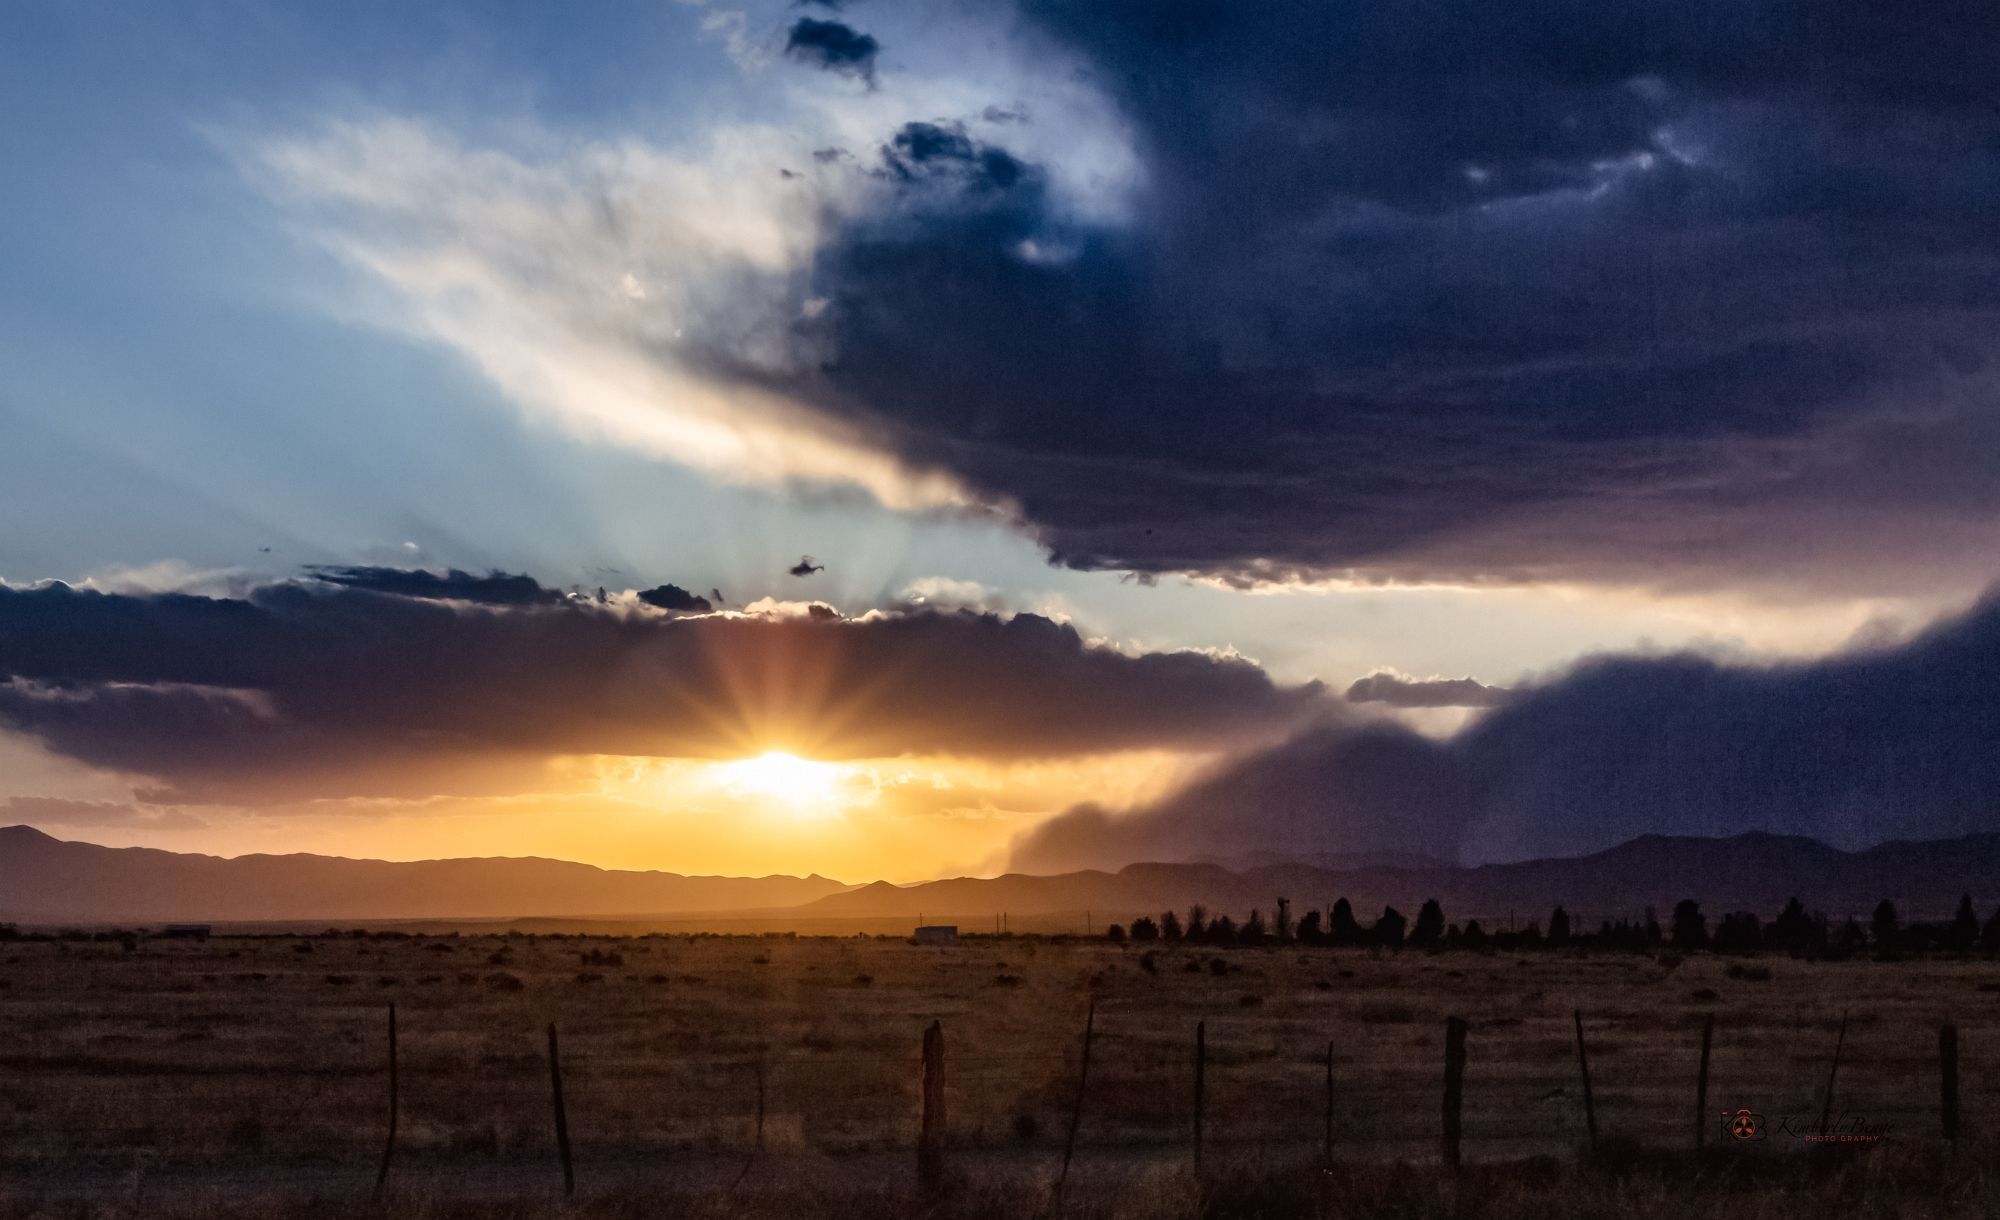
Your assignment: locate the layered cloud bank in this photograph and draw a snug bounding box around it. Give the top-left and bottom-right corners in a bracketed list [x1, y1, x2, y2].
[1013, 588, 2000, 871]
[0, 572, 1323, 804]
[250, 0, 2000, 597]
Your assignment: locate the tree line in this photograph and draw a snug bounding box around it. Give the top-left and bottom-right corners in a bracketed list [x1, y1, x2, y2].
[1103, 894, 2000, 958]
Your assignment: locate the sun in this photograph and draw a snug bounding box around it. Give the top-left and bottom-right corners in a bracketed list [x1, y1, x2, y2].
[715, 750, 848, 813]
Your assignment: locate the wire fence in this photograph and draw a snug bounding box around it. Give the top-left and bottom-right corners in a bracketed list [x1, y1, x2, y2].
[0, 992, 1984, 1200]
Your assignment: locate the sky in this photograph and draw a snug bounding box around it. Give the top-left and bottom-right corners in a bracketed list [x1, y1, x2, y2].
[1, 0, 1997, 881]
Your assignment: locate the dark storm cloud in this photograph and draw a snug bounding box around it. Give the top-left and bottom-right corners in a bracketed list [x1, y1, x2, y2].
[1010, 723, 1469, 875]
[734, 0, 2000, 594]
[880, 122, 1030, 191]
[1345, 674, 1509, 709]
[784, 18, 880, 84]
[305, 565, 561, 606]
[635, 583, 712, 613]
[0, 576, 1323, 802]
[1013, 588, 2000, 869]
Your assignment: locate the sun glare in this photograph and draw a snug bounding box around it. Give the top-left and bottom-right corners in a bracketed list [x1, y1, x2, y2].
[716, 750, 848, 814]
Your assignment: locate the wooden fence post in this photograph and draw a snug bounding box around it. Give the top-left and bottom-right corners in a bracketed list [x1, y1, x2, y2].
[1695, 1013, 1714, 1153]
[1323, 1039, 1336, 1167]
[1442, 1016, 1466, 1173]
[1057, 1001, 1096, 1194]
[1817, 1009, 1848, 1136]
[755, 1058, 768, 1152]
[731, 1058, 769, 1191]
[919, 1020, 946, 1190]
[1573, 1009, 1598, 1152]
[1192, 1021, 1205, 1173]
[547, 1023, 574, 1197]
[373, 1003, 398, 1196]
[1940, 1023, 1960, 1143]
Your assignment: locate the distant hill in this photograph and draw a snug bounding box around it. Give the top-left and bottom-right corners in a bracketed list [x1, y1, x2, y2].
[7, 824, 2000, 928]
[0, 825, 850, 923]
[794, 832, 2000, 926]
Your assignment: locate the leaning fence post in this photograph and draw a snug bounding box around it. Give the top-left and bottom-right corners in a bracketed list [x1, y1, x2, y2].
[547, 1023, 574, 1196]
[1940, 1023, 1960, 1143]
[1442, 1016, 1466, 1172]
[919, 1020, 946, 1190]
[373, 1003, 398, 1195]
[1573, 1009, 1598, 1152]
[1817, 1009, 1848, 1136]
[1695, 1013, 1714, 1153]
[1057, 1001, 1096, 1195]
[1192, 1020, 1206, 1173]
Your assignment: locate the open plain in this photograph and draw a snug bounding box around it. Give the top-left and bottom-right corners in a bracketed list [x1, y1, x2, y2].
[3, 931, 1999, 1217]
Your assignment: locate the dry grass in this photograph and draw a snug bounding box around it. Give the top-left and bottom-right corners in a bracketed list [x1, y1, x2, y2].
[2, 933, 1998, 1215]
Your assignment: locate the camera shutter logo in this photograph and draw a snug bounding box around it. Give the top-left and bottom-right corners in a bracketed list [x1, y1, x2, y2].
[1725, 1108, 1765, 1142]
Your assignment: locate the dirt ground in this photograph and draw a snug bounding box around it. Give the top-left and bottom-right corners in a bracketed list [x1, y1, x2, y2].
[2, 932, 1997, 1216]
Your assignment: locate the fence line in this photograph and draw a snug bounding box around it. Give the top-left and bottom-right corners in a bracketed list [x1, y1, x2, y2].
[0, 1002, 1980, 1200]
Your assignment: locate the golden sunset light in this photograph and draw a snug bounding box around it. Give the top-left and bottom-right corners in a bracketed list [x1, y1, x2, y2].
[6, 3, 2000, 1212]
[713, 750, 853, 815]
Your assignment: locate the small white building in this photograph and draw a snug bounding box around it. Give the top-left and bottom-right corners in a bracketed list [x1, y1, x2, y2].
[912, 925, 958, 946]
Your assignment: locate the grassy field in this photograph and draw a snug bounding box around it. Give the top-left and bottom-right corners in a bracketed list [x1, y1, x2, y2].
[3, 931, 1998, 1216]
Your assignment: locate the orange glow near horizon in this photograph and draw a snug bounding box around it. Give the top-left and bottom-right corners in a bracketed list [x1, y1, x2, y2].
[9, 744, 1215, 884]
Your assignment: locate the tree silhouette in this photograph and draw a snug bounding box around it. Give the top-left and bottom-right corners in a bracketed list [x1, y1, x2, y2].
[1949, 895, 1979, 953]
[1106, 923, 1126, 943]
[1713, 911, 1762, 954]
[1834, 917, 1867, 956]
[1161, 910, 1184, 942]
[1186, 904, 1208, 940]
[1240, 909, 1269, 946]
[1297, 909, 1323, 944]
[1208, 914, 1238, 943]
[1670, 899, 1708, 950]
[1982, 907, 2000, 956]
[1130, 915, 1160, 942]
[1374, 906, 1407, 949]
[1275, 897, 1293, 942]
[1410, 898, 1445, 949]
[1330, 898, 1363, 947]
[1769, 897, 1813, 955]
[1871, 899, 1901, 955]
[1547, 906, 1571, 948]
